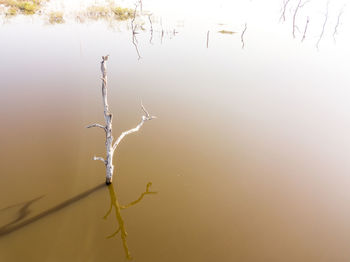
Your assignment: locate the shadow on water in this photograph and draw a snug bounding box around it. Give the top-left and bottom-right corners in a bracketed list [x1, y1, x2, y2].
[0, 181, 158, 260]
[104, 182, 157, 260]
[0, 183, 105, 237]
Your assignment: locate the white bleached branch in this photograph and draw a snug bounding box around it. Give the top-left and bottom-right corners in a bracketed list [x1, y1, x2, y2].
[112, 103, 156, 151]
[86, 123, 106, 130]
[93, 156, 106, 164]
[88, 56, 156, 184]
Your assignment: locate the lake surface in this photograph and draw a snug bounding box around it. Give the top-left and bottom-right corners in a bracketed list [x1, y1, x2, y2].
[1, 0, 350, 261]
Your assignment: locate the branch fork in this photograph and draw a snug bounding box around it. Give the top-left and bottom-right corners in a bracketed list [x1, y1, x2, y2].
[87, 56, 156, 184]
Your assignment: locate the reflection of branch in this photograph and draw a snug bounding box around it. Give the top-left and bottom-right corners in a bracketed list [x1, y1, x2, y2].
[241, 23, 247, 49]
[316, 1, 329, 50]
[131, 4, 141, 60]
[293, 0, 309, 38]
[148, 14, 153, 44]
[160, 18, 164, 44]
[280, 0, 291, 22]
[206, 30, 210, 48]
[104, 182, 157, 260]
[131, 4, 138, 33]
[105, 183, 131, 260]
[132, 36, 142, 60]
[333, 5, 345, 42]
[139, 0, 143, 12]
[121, 182, 157, 209]
[301, 16, 310, 42]
[0, 183, 105, 237]
[107, 227, 121, 239]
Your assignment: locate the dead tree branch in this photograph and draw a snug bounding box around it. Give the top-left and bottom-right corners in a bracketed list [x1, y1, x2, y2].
[86, 123, 106, 130]
[88, 56, 155, 184]
[112, 102, 156, 151]
[93, 156, 106, 164]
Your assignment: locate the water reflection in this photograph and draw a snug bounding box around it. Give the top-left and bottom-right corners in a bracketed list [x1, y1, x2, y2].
[241, 23, 247, 49]
[131, 3, 142, 60]
[104, 182, 157, 260]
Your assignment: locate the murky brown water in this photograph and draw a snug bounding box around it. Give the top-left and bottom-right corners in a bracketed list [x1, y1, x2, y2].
[1, 0, 350, 261]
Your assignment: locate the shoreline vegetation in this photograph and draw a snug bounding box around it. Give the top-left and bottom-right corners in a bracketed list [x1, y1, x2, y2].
[0, 0, 136, 24]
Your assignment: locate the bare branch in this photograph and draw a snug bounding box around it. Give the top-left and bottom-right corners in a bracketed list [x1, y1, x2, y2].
[241, 23, 247, 49]
[316, 1, 329, 50]
[112, 103, 156, 151]
[93, 156, 106, 165]
[141, 100, 151, 118]
[86, 123, 106, 130]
